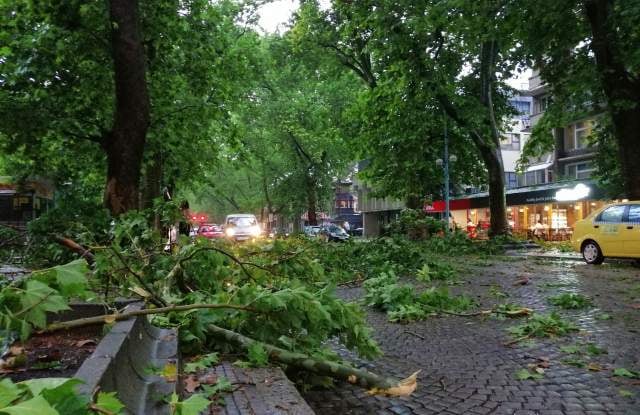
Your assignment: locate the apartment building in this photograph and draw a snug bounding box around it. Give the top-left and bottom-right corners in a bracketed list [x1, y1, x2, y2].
[443, 71, 608, 238]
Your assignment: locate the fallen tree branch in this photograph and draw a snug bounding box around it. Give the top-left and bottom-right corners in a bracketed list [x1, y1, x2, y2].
[178, 247, 259, 281]
[42, 303, 259, 333]
[110, 247, 167, 307]
[52, 235, 95, 266]
[205, 323, 420, 396]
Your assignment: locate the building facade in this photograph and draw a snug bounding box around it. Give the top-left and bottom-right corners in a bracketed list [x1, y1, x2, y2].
[439, 71, 609, 239]
[0, 177, 54, 227]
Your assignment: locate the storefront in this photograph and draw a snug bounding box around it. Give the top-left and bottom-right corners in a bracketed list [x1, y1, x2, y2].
[425, 181, 611, 240]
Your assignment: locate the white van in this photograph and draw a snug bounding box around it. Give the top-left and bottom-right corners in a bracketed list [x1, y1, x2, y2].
[224, 214, 261, 241]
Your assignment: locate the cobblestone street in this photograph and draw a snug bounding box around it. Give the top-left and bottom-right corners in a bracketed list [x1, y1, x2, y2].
[302, 256, 640, 415]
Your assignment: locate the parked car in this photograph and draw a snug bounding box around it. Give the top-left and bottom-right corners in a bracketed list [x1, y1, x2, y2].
[304, 226, 322, 238]
[224, 214, 261, 242]
[197, 224, 224, 239]
[319, 224, 350, 242]
[572, 201, 640, 264]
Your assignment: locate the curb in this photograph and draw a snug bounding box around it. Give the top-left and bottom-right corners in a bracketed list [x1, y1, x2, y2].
[71, 303, 178, 414]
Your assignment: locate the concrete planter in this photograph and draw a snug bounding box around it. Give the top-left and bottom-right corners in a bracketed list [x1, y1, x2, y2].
[50, 302, 179, 414]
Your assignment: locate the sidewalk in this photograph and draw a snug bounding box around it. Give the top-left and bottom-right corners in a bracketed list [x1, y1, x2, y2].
[505, 249, 583, 261]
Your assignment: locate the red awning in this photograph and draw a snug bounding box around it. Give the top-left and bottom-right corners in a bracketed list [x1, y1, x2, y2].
[424, 199, 471, 212]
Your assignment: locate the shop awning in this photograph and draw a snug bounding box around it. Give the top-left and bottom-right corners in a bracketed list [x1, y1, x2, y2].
[425, 199, 471, 212]
[526, 162, 553, 172]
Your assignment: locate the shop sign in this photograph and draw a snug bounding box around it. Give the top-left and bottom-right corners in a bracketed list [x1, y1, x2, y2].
[555, 183, 591, 202]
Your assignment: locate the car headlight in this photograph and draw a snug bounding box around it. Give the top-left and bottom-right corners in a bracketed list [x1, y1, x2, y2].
[250, 225, 261, 237]
[226, 227, 236, 237]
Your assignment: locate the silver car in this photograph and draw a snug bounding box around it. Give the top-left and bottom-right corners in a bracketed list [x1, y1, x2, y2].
[224, 214, 261, 241]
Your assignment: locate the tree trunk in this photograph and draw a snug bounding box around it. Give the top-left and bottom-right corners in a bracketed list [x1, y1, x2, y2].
[103, 0, 150, 215]
[475, 142, 508, 236]
[306, 173, 318, 226]
[141, 152, 163, 211]
[478, 40, 509, 237]
[584, 0, 640, 199]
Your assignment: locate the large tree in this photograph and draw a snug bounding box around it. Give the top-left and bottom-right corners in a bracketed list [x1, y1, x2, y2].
[0, 0, 259, 215]
[518, 0, 640, 198]
[294, 0, 525, 235]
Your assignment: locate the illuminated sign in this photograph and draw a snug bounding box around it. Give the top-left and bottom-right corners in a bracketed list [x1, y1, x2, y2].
[555, 183, 591, 202]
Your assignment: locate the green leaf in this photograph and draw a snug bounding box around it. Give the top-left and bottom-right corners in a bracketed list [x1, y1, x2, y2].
[0, 379, 22, 409]
[0, 395, 60, 415]
[40, 379, 86, 414]
[93, 392, 125, 414]
[18, 378, 70, 397]
[53, 260, 89, 297]
[184, 353, 219, 374]
[247, 342, 269, 367]
[177, 394, 210, 415]
[515, 369, 543, 380]
[613, 368, 640, 379]
[619, 389, 634, 398]
[559, 345, 580, 354]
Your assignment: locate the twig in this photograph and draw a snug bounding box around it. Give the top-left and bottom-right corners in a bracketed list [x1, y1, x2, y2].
[337, 276, 364, 287]
[404, 330, 425, 340]
[503, 334, 532, 347]
[42, 303, 260, 333]
[110, 248, 167, 307]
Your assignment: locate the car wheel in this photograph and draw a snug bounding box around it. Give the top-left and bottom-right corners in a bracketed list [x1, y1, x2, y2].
[582, 240, 604, 265]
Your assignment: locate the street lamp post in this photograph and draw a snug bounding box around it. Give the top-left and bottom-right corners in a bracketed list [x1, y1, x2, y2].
[436, 113, 456, 233]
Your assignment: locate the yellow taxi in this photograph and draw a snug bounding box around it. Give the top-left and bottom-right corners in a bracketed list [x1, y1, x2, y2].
[572, 202, 640, 264]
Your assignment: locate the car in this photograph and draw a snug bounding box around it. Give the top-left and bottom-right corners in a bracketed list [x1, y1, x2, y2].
[319, 224, 350, 242]
[197, 223, 224, 239]
[304, 226, 322, 238]
[224, 214, 261, 242]
[572, 201, 640, 264]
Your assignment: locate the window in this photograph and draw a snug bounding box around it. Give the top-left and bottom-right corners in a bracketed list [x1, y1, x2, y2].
[628, 205, 640, 223]
[535, 96, 551, 114]
[597, 205, 626, 223]
[500, 133, 521, 151]
[565, 162, 594, 180]
[509, 100, 531, 115]
[574, 121, 592, 149]
[504, 172, 518, 189]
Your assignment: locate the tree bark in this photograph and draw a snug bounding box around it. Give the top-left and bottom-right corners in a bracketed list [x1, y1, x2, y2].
[478, 40, 509, 237]
[584, 0, 640, 199]
[103, 0, 150, 215]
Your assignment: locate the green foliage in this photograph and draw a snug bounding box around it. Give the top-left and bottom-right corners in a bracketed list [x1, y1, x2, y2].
[548, 293, 592, 309]
[613, 368, 640, 379]
[415, 260, 457, 282]
[385, 210, 446, 240]
[246, 342, 269, 367]
[168, 393, 210, 415]
[184, 353, 219, 374]
[363, 268, 473, 323]
[515, 368, 544, 381]
[0, 377, 124, 414]
[0, 259, 90, 339]
[507, 313, 579, 339]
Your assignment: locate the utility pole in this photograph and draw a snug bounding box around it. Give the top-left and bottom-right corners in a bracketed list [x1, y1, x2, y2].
[443, 110, 450, 233]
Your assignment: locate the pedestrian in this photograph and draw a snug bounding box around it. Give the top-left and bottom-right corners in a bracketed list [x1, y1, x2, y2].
[533, 220, 545, 240]
[178, 200, 191, 237]
[343, 221, 351, 233]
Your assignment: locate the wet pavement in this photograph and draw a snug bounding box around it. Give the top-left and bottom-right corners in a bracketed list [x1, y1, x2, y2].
[302, 256, 640, 415]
